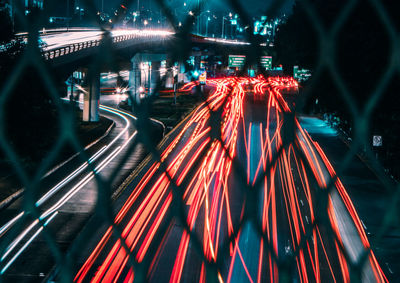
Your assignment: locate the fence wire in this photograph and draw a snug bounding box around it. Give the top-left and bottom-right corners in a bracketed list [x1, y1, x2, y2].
[0, 0, 399, 282]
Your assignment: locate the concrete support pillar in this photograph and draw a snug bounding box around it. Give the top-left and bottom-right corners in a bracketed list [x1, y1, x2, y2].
[83, 71, 100, 122]
[165, 58, 174, 89]
[194, 56, 201, 71]
[177, 63, 186, 84]
[150, 61, 161, 94]
[140, 63, 148, 95]
[131, 53, 167, 101]
[165, 69, 173, 88]
[129, 60, 142, 105]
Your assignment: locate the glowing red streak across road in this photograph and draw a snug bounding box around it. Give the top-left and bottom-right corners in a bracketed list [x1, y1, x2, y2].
[75, 76, 386, 283]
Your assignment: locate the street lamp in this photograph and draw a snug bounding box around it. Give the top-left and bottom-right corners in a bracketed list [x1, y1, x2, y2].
[221, 16, 228, 38]
[198, 10, 210, 35]
[206, 16, 210, 36]
[221, 12, 233, 39]
[197, 0, 200, 35]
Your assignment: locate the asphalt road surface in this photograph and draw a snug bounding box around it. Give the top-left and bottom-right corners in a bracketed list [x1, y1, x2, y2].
[72, 77, 388, 282]
[0, 90, 159, 281]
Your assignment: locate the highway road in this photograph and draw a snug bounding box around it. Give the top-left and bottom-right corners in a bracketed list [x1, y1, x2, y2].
[72, 77, 387, 282]
[37, 29, 248, 52]
[0, 90, 163, 281]
[40, 29, 173, 51]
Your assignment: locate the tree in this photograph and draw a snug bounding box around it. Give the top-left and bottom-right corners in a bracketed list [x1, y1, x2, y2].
[0, 7, 59, 168]
[275, 0, 398, 110]
[274, 0, 400, 177]
[0, 9, 14, 44]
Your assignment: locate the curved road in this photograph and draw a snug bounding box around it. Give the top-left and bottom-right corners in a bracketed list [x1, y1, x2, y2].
[0, 95, 154, 281]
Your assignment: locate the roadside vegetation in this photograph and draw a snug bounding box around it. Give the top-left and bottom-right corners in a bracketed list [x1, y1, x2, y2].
[275, 0, 400, 179]
[0, 8, 112, 201]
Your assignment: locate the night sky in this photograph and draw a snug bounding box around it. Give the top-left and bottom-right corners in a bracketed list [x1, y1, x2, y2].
[211, 0, 294, 17]
[100, 0, 294, 17]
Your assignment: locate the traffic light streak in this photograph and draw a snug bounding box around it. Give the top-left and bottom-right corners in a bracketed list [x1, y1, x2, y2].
[75, 77, 386, 282]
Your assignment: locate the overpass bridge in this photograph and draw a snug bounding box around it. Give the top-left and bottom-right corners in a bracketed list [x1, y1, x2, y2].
[36, 28, 254, 122]
[40, 29, 250, 67]
[42, 29, 173, 65]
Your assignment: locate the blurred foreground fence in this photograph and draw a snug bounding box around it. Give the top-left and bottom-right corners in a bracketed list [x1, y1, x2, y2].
[0, 0, 399, 282]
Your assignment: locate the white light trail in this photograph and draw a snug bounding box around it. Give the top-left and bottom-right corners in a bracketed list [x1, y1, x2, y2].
[0, 103, 139, 274]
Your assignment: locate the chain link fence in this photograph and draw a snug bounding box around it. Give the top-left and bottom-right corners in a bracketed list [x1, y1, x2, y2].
[0, 0, 399, 282]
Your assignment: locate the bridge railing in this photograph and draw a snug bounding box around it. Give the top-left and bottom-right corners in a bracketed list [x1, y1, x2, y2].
[42, 32, 170, 61]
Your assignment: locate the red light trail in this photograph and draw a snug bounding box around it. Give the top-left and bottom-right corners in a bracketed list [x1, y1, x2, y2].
[74, 76, 386, 282]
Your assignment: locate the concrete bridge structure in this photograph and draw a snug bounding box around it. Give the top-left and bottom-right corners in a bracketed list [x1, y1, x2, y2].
[40, 28, 252, 122]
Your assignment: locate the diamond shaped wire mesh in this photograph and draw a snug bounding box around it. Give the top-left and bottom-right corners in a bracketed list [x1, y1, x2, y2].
[0, 0, 399, 282]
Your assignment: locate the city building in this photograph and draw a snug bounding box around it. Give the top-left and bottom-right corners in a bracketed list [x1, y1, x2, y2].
[21, 0, 43, 12]
[44, 0, 74, 18]
[0, 0, 43, 16]
[0, 0, 13, 17]
[254, 16, 285, 42]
